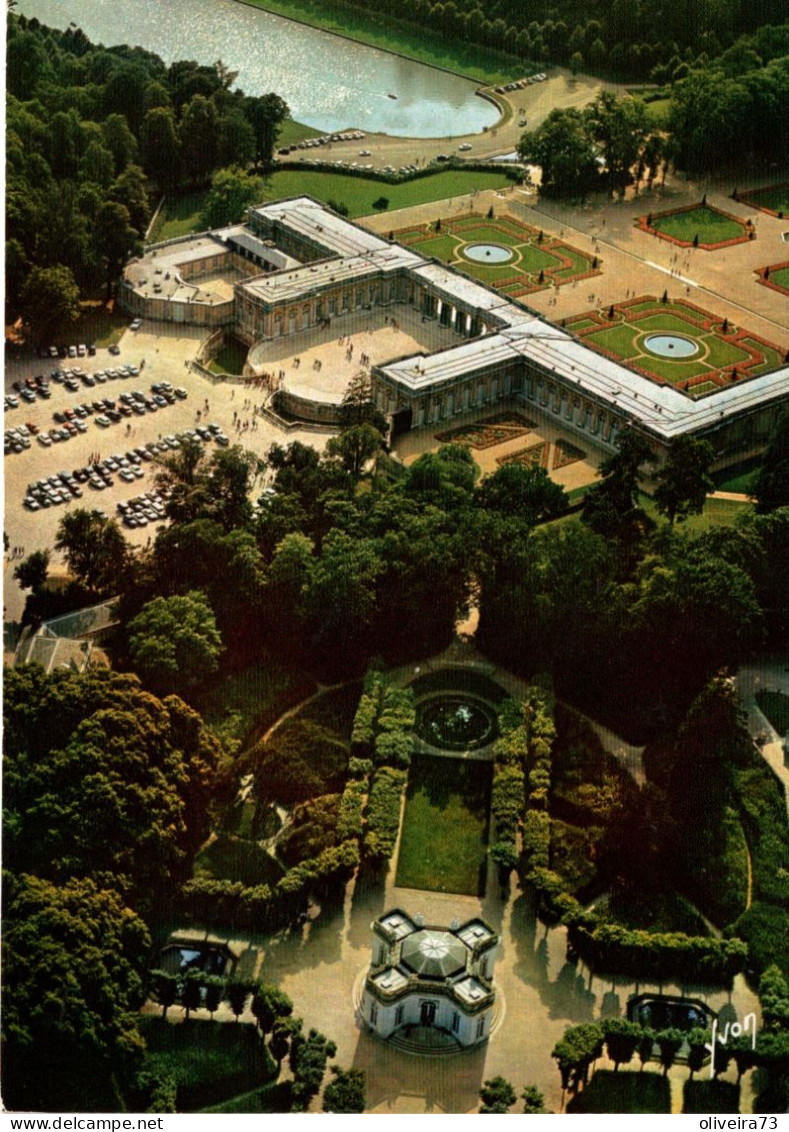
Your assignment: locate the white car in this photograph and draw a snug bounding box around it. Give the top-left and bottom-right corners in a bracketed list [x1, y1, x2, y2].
[458, 143, 473, 152]
[37, 433, 53, 446]
[95, 415, 111, 427]
[129, 319, 142, 331]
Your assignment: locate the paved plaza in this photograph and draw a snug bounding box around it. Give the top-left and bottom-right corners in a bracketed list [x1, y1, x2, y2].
[249, 303, 464, 404]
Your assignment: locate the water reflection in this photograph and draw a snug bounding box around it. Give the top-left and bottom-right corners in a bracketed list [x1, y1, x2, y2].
[16, 0, 499, 137]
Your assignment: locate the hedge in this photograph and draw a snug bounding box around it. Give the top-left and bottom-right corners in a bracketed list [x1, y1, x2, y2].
[363, 767, 407, 860]
[568, 921, 748, 983]
[522, 809, 551, 871]
[181, 840, 359, 931]
[374, 728, 413, 767]
[336, 780, 366, 842]
[276, 158, 521, 187]
[490, 764, 525, 870]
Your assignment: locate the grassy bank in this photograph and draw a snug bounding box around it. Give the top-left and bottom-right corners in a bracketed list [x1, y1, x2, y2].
[152, 169, 514, 240]
[236, 0, 525, 85]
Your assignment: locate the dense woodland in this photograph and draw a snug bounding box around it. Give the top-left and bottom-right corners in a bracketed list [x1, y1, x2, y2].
[6, 14, 288, 333]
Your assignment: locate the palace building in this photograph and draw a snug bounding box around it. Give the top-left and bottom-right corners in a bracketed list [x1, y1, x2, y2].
[120, 196, 788, 463]
[361, 910, 498, 1047]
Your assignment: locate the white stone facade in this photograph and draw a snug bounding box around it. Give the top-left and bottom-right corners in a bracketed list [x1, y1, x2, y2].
[362, 909, 497, 1047]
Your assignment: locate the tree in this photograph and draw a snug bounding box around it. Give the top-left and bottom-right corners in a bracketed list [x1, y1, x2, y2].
[586, 91, 649, 197]
[203, 975, 225, 1019]
[521, 1085, 546, 1113]
[224, 980, 250, 1022]
[322, 1066, 366, 1113]
[653, 435, 715, 525]
[200, 166, 265, 229]
[19, 264, 80, 345]
[657, 1028, 684, 1075]
[686, 1027, 709, 1078]
[217, 109, 256, 169]
[128, 591, 223, 696]
[325, 423, 383, 480]
[2, 874, 150, 1111]
[245, 92, 289, 170]
[752, 410, 789, 513]
[270, 1016, 299, 1068]
[3, 667, 220, 900]
[250, 984, 294, 1036]
[479, 1076, 517, 1112]
[140, 107, 180, 191]
[290, 1025, 337, 1110]
[13, 549, 49, 591]
[180, 970, 204, 1020]
[581, 427, 654, 547]
[604, 1018, 643, 1071]
[54, 508, 128, 593]
[93, 200, 140, 299]
[518, 108, 597, 196]
[477, 462, 568, 525]
[338, 370, 388, 434]
[150, 970, 179, 1019]
[180, 94, 218, 183]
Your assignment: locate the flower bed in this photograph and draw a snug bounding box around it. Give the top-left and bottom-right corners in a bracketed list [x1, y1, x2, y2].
[497, 442, 550, 469]
[435, 412, 535, 449]
[553, 439, 587, 469]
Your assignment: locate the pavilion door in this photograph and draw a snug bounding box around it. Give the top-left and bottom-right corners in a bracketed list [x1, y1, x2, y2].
[420, 1001, 437, 1026]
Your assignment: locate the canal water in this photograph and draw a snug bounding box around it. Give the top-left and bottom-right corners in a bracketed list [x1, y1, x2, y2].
[15, 0, 499, 137]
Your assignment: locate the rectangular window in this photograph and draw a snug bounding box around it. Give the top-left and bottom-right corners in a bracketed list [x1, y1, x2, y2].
[395, 1005, 404, 1025]
[476, 1017, 485, 1039]
[452, 1012, 460, 1033]
[370, 1002, 378, 1025]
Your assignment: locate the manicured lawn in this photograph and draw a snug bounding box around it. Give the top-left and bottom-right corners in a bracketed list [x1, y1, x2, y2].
[240, 0, 524, 84]
[278, 118, 321, 147]
[756, 690, 789, 735]
[267, 169, 513, 217]
[149, 190, 211, 242]
[712, 456, 760, 493]
[683, 1080, 740, 1114]
[644, 97, 671, 127]
[566, 1070, 671, 1113]
[651, 206, 745, 245]
[151, 171, 514, 241]
[744, 185, 789, 215]
[138, 1018, 276, 1113]
[194, 835, 285, 887]
[202, 1081, 293, 1113]
[766, 265, 789, 293]
[396, 754, 492, 896]
[639, 493, 753, 532]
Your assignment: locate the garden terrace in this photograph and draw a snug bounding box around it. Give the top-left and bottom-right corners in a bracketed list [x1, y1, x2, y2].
[562, 297, 785, 396]
[395, 213, 600, 299]
[757, 262, 789, 298]
[636, 204, 752, 250]
[738, 183, 789, 218]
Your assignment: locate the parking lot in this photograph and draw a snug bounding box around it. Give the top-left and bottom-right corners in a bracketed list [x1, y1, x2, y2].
[3, 321, 331, 626]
